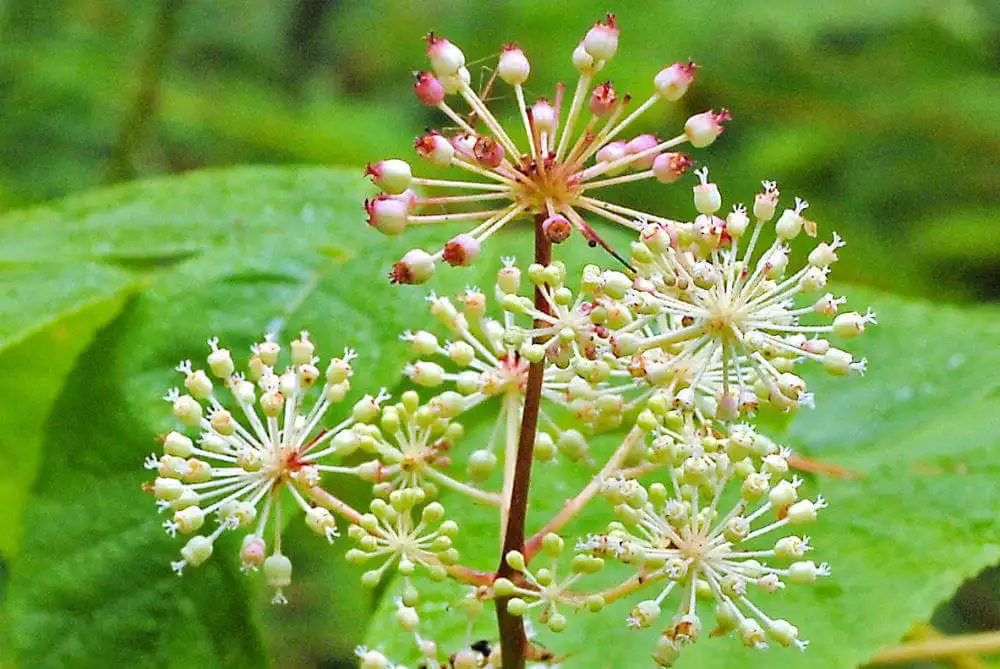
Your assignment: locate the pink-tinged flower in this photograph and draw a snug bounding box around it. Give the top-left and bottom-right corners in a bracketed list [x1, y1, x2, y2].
[365, 15, 725, 282]
[685, 108, 731, 148]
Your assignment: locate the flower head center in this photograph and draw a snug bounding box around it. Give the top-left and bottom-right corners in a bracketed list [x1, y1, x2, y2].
[511, 159, 582, 214]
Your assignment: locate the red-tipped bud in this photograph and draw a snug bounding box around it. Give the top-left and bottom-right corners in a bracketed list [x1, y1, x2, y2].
[473, 136, 504, 168]
[425, 33, 465, 77]
[364, 159, 412, 195]
[654, 61, 696, 102]
[595, 140, 628, 175]
[583, 13, 619, 62]
[531, 99, 556, 135]
[390, 249, 435, 284]
[626, 134, 659, 170]
[414, 132, 455, 167]
[589, 81, 617, 115]
[442, 234, 481, 266]
[364, 195, 408, 236]
[413, 71, 446, 106]
[498, 43, 530, 85]
[684, 109, 730, 148]
[652, 153, 691, 184]
[542, 215, 572, 243]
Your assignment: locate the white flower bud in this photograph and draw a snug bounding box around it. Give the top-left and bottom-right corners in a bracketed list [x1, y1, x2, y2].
[173, 506, 205, 534]
[183, 369, 213, 399]
[572, 40, 604, 75]
[358, 649, 391, 669]
[306, 506, 338, 541]
[498, 44, 530, 85]
[164, 431, 194, 458]
[396, 604, 420, 631]
[775, 536, 808, 560]
[833, 310, 876, 338]
[426, 35, 465, 77]
[153, 477, 184, 501]
[289, 332, 314, 366]
[787, 498, 821, 524]
[409, 361, 445, 387]
[768, 479, 798, 507]
[788, 560, 825, 584]
[264, 553, 292, 589]
[180, 535, 213, 568]
[583, 15, 619, 61]
[769, 619, 800, 647]
[171, 393, 202, 426]
[352, 394, 383, 423]
[497, 262, 521, 294]
[206, 344, 234, 378]
[654, 61, 694, 101]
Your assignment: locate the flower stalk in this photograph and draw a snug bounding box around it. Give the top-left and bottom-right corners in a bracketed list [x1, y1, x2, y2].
[496, 213, 552, 669]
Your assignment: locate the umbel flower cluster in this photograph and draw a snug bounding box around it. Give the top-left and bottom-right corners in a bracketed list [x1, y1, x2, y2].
[364, 12, 728, 284]
[144, 13, 875, 669]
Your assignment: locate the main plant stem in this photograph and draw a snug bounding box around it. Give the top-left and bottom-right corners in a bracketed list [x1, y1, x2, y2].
[496, 214, 552, 669]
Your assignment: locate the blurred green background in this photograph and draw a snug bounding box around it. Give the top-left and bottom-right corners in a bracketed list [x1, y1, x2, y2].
[2, 0, 1000, 667]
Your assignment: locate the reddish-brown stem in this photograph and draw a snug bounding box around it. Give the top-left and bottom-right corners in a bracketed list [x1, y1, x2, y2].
[496, 214, 552, 669]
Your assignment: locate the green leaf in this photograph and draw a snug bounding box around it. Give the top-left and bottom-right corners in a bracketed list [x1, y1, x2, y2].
[364, 287, 1000, 669]
[0, 263, 137, 556]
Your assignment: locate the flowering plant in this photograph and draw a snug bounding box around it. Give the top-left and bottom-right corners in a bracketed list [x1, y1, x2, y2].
[144, 13, 878, 669]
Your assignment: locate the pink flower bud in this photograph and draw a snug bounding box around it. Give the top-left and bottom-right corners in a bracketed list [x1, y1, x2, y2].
[651, 152, 691, 183]
[473, 136, 504, 168]
[754, 181, 780, 221]
[498, 43, 530, 85]
[531, 99, 556, 134]
[684, 109, 730, 148]
[389, 249, 436, 284]
[626, 134, 659, 170]
[583, 13, 619, 62]
[414, 132, 455, 167]
[589, 81, 617, 115]
[654, 61, 695, 102]
[596, 140, 628, 175]
[542, 214, 572, 243]
[241, 535, 266, 570]
[364, 195, 408, 236]
[442, 234, 481, 267]
[424, 33, 465, 77]
[413, 71, 445, 106]
[363, 159, 412, 195]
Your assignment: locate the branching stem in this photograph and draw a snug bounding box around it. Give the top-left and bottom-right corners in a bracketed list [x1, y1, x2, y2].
[496, 214, 551, 669]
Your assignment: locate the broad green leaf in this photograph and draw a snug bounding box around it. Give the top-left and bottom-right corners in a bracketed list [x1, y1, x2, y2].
[364, 287, 1000, 669]
[0, 263, 137, 556]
